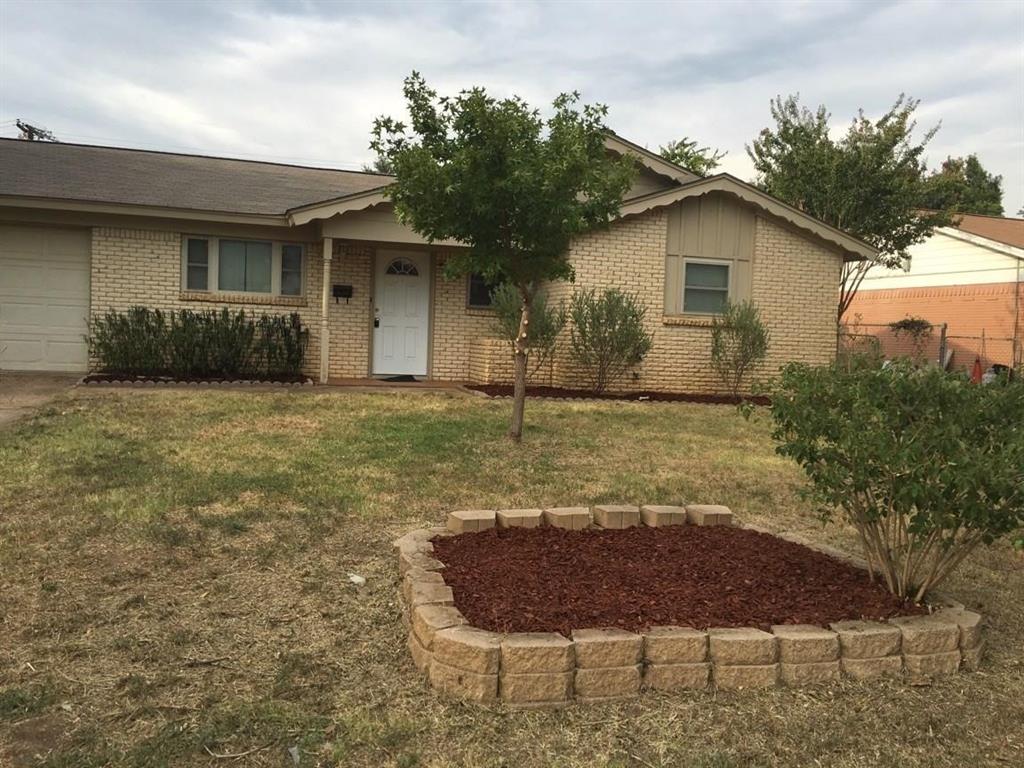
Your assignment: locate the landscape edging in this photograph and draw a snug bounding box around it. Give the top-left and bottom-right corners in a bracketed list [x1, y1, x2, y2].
[394, 505, 984, 707]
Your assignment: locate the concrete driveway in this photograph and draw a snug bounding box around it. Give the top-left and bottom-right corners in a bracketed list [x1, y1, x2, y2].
[0, 372, 80, 429]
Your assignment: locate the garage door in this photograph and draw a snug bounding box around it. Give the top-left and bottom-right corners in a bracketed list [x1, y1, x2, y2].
[0, 225, 91, 372]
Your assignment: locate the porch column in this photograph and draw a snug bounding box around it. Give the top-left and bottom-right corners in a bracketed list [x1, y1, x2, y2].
[319, 237, 333, 384]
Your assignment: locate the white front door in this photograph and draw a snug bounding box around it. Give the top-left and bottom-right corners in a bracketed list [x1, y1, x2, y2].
[372, 250, 430, 376]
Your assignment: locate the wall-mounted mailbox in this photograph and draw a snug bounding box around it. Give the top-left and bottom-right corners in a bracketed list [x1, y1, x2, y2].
[333, 284, 353, 303]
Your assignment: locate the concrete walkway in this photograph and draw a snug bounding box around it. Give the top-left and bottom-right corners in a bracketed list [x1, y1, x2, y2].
[0, 372, 80, 429]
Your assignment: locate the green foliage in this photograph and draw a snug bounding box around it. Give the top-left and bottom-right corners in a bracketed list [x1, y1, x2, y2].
[747, 94, 953, 321]
[710, 300, 770, 397]
[371, 73, 635, 291]
[920, 154, 1004, 215]
[371, 72, 635, 438]
[568, 288, 653, 394]
[658, 136, 726, 175]
[491, 284, 566, 381]
[88, 307, 309, 379]
[771, 363, 1024, 600]
[889, 315, 933, 362]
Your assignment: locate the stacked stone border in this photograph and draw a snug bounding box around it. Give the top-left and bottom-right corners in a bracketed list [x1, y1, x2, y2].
[79, 376, 315, 388]
[395, 504, 985, 707]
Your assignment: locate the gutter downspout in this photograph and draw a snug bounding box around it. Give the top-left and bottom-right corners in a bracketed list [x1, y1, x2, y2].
[320, 237, 333, 384]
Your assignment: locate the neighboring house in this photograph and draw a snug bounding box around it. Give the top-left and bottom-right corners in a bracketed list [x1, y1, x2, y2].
[0, 135, 874, 392]
[848, 213, 1024, 371]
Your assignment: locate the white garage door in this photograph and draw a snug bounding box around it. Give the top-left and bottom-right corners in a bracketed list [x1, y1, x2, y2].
[0, 225, 91, 372]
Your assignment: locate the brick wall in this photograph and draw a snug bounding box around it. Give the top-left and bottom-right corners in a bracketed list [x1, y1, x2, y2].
[90, 227, 324, 377]
[847, 281, 1023, 370]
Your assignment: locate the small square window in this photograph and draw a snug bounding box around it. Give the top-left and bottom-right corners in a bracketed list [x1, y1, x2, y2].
[683, 261, 729, 314]
[186, 238, 209, 291]
[468, 273, 496, 308]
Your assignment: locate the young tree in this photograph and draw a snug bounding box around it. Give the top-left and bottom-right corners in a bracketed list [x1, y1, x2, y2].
[747, 95, 951, 324]
[919, 154, 1004, 215]
[710, 300, 770, 398]
[658, 136, 726, 175]
[371, 73, 635, 440]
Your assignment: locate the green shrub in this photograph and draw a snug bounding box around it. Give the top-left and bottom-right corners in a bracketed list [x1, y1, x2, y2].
[568, 288, 653, 394]
[88, 307, 309, 379]
[710, 300, 770, 397]
[771, 362, 1024, 601]
[491, 283, 566, 382]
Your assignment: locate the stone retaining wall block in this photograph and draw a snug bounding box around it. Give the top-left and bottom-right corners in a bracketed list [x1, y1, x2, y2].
[643, 626, 708, 664]
[429, 660, 498, 703]
[402, 568, 445, 604]
[542, 507, 592, 530]
[447, 509, 496, 533]
[496, 508, 544, 528]
[399, 550, 445, 576]
[432, 626, 502, 675]
[412, 605, 467, 650]
[708, 628, 777, 665]
[771, 624, 840, 663]
[779, 661, 841, 686]
[640, 505, 687, 527]
[903, 650, 961, 678]
[501, 633, 574, 674]
[933, 607, 983, 649]
[840, 655, 902, 680]
[574, 665, 641, 700]
[642, 662, 710, 691]
[407, 632, 432, 673]
[889, 615, 959, 655]
[500, 671, 574, 705]
[409, 582, 454, 608]
[685, 504, 733, 526]
[713, 664, 779, 690]
[593, 504, 640, 529]
[829, 620, 901, 659]
[960, 642, 985, 671]
[571, 628, 643, 668]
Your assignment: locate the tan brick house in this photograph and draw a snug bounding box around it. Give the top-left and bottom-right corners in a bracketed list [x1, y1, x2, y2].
[0, 135, 875, 392]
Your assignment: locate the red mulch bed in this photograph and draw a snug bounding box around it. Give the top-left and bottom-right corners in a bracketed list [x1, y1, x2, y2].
[82, 373, 311, 384]
[465, 384, 770, 405]
[431, 526, 923, 635]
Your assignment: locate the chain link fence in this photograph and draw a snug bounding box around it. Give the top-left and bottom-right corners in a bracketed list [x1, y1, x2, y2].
[840, 320, 1020, 372]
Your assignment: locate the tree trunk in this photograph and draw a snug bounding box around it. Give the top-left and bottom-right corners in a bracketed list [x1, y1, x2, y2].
[508, 291, 532, 442]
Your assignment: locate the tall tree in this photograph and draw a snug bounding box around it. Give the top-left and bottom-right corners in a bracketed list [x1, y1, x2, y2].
[658, 137, 726, 175]
[371, 73, 635, 440]
[747, 94, 950, 324]
[361, 155, 394, 175]
[919, 154, 1004, 215]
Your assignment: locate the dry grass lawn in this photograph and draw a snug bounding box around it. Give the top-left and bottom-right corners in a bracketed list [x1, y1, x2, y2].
[0, 388, 1021, 767]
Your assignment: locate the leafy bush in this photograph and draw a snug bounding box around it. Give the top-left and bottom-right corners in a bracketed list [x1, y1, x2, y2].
[771, 362, 1024, 601]
[569, 288, 653, 394]
[88, 307, 309, 379]
[491, 283, 566, 382]
[888, 315, 933, 362]
[710, 300, 770, 397]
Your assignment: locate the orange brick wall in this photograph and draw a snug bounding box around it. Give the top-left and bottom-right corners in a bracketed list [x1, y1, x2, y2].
[847, 282, 1024, 369]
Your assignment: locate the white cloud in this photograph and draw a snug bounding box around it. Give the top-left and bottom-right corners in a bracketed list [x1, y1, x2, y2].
[0, 0, 1021, 213]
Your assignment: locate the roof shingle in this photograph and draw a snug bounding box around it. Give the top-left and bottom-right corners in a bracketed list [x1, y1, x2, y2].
[0, 139, 390, 216]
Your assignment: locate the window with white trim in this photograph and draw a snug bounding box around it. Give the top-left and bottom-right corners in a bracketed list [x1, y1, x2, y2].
[682, 259, 730, 314]
[181, 236, 305, 297]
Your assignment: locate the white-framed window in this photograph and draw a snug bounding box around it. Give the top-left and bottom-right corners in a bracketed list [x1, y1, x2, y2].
[682, 258, 730, 314]
[181, 236, 305, 297]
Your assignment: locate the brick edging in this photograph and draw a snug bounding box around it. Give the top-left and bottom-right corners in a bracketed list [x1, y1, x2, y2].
[77, 376, 315, 388]
[395, 504, 985, 707]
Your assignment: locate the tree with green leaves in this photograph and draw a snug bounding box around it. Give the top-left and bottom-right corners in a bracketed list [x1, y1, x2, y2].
[919, 154, 1004, 215]
[371, 72, 635, 440]
[361, 156, 394, 175]
[747, 94, 951, 324]
[491, 283, 566, 383]
[658, 137, 726, 175]
[710, 300, 770, 398]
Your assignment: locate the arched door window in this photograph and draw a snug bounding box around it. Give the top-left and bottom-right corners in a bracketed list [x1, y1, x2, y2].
[385, 258, 419, 276]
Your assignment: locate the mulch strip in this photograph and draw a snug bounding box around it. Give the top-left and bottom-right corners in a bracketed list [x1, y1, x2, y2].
[465, 384, 770, 405]
[81, 373, 312, 385]
[432, 526, 922, 635]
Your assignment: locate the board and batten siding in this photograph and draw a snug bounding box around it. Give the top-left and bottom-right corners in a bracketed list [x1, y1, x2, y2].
[664, 194, 755, 315]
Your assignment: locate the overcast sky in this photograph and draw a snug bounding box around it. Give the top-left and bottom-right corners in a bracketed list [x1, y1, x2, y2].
[1, 0, 1022, 214]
